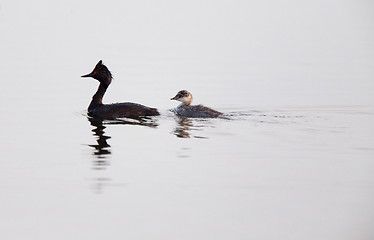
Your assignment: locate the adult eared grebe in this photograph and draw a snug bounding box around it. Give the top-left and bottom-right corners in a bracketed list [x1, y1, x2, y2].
[171, 90, 223, 118]
[81, 60, 159, 119]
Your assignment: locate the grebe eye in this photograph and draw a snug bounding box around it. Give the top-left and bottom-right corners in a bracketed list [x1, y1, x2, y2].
[94, 71, 97, 75]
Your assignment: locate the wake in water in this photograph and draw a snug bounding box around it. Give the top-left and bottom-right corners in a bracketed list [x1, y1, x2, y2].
[82, 106, 374, 142]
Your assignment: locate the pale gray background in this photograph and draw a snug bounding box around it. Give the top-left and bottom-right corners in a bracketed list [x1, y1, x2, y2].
[0, 1, 373, 239]
[1, 0, 373, 108]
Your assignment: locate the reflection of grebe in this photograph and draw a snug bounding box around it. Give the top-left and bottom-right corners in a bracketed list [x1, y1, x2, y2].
[87, 117, 157, 168]
[88, 118, 111, 170]
[171, 90, 223, 118]
[82, 60, 159, 119]
[87, 117, 157, 193]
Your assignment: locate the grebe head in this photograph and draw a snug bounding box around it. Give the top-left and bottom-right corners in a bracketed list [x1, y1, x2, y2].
[171, 90, 193, 106]
[81, 60, 112, 86]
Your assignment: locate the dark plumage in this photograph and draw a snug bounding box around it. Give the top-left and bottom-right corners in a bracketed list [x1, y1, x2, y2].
[82, 60, 159, 119]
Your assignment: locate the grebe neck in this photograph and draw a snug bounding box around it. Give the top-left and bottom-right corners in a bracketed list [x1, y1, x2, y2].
[180, 94, 192, 106]
[178, 102, 190, 108]
[89, 82, 109, 110]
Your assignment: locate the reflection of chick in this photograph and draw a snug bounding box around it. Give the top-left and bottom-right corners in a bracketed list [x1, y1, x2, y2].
[171, 90, 223, 118]
[174, 118, 193, 138]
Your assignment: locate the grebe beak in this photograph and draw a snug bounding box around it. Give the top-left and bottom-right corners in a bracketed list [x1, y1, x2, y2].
[81, 72, 94, 78]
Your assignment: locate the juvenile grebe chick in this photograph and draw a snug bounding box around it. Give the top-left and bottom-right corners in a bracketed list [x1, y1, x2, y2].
[81, 60, 159, 119]
[171, 90, 223, 118]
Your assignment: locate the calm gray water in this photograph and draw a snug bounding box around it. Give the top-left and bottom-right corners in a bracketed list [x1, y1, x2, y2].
[1, 1, 374, 239]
